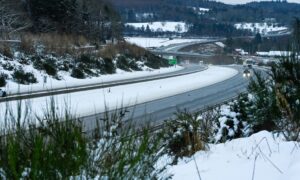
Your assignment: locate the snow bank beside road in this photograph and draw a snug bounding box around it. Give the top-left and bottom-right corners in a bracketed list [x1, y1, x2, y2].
[169, 131, 299, 180]
[0, 66, 238, 119]
[4, 66, 183, 94]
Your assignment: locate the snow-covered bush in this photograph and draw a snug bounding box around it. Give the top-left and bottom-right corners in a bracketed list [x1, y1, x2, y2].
[2, 62, 14, 71]
[12, 67, 37, 84]
[116, 55, 142, 72]
[213, 102, 250, 143]
[71, 68, 85, 79]
[102, 58, 116, 74]
[79, 109, 170, 179]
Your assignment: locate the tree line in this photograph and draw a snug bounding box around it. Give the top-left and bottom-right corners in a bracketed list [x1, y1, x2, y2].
[0, 0, 122, 42]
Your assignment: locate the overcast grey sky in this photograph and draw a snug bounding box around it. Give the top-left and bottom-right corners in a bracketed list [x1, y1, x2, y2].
[217, 0, 300, 5]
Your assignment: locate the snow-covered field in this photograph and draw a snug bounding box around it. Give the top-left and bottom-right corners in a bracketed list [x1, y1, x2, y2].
[126, 22, 188, 33]
[0, 66, 238, 120]
[125, 37, 209, 48]
[234, 22, 288, 35]
[256, 51, 292, 57]
[169, 131, 300, 180]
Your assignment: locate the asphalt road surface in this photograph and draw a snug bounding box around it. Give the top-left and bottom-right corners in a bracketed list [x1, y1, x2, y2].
[81, 65, 249, 133]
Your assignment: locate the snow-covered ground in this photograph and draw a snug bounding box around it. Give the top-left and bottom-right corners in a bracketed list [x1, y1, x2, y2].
[125, 22, 188, 33]
[169, 131, 300, 180]
[2, 64, 183, 94]
[0, 66, 238, 120]
[125, 37, 209, 48]
[234, 22, 288, 35]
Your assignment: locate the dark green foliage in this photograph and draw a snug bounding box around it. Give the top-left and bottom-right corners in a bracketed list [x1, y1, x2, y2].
[12, 68, 37, 84]
[71, 68, 85, 79]
[32, 56, 57, 76]
[163, 110, 213, 161]
[28, 0, 78, 33]
[0, 99, 87, 179]
[32, 55, 43, 70]
[272, 54, 300, 140]
[103, 58, 116, 74]
[293, 18, 300, 51]
[116, 55, 131, 72]
[0, 101, 170, 179]
[144, 54, 169, 69]
[224, 36, 234, 53]
[0, 73, 7, 87]
[25, 0, 122, 41]
[247, 71, 279, 132]
[116, 55, 141, 72]
[18, 58, 31, 65]
[2, 62, 14, 71]
[43, 61, 57, 76]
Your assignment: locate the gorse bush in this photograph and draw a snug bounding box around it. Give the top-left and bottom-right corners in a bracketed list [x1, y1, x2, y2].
[247, 70, 280, 132]
[102, 58, 116, 74]
[43, 61, 57, 76]
[71, 68, 85, 79]
[242, 54, 300, 141]
[163, 109, 214, 162]
[12, 68, 37, 84]
[272, 54, 300, 141]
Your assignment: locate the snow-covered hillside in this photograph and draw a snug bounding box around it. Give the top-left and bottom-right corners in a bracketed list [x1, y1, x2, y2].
[0, 52, 179, 94]
[125, 22, 189, 33]
[256, 51, 292, 57]
[234, 22, 288, 35]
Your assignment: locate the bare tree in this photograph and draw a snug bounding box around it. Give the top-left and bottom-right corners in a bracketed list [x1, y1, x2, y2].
[0, 0, 31, 40]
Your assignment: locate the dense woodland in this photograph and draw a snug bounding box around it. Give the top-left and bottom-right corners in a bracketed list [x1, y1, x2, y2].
[0, 0, 122, 42]
[111, 0, 300, 37]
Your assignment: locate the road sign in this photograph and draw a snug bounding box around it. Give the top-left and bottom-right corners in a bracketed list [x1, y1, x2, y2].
[168, 58, 177, 65]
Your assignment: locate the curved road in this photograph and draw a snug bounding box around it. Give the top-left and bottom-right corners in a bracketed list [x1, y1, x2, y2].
[0, 65, 206, 102]
[81, 65, 249, 133]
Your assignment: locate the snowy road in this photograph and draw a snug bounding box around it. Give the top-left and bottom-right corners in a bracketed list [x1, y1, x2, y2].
[0, 66, 245, 130]
[79, 65, 248, 132]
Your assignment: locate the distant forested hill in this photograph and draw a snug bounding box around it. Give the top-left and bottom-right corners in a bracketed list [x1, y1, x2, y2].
[111, 0, 300, 25]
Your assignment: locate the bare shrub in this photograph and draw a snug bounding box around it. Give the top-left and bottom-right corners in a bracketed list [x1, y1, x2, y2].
[0, 43, 13, 58]
[20, 34, 35, 54]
